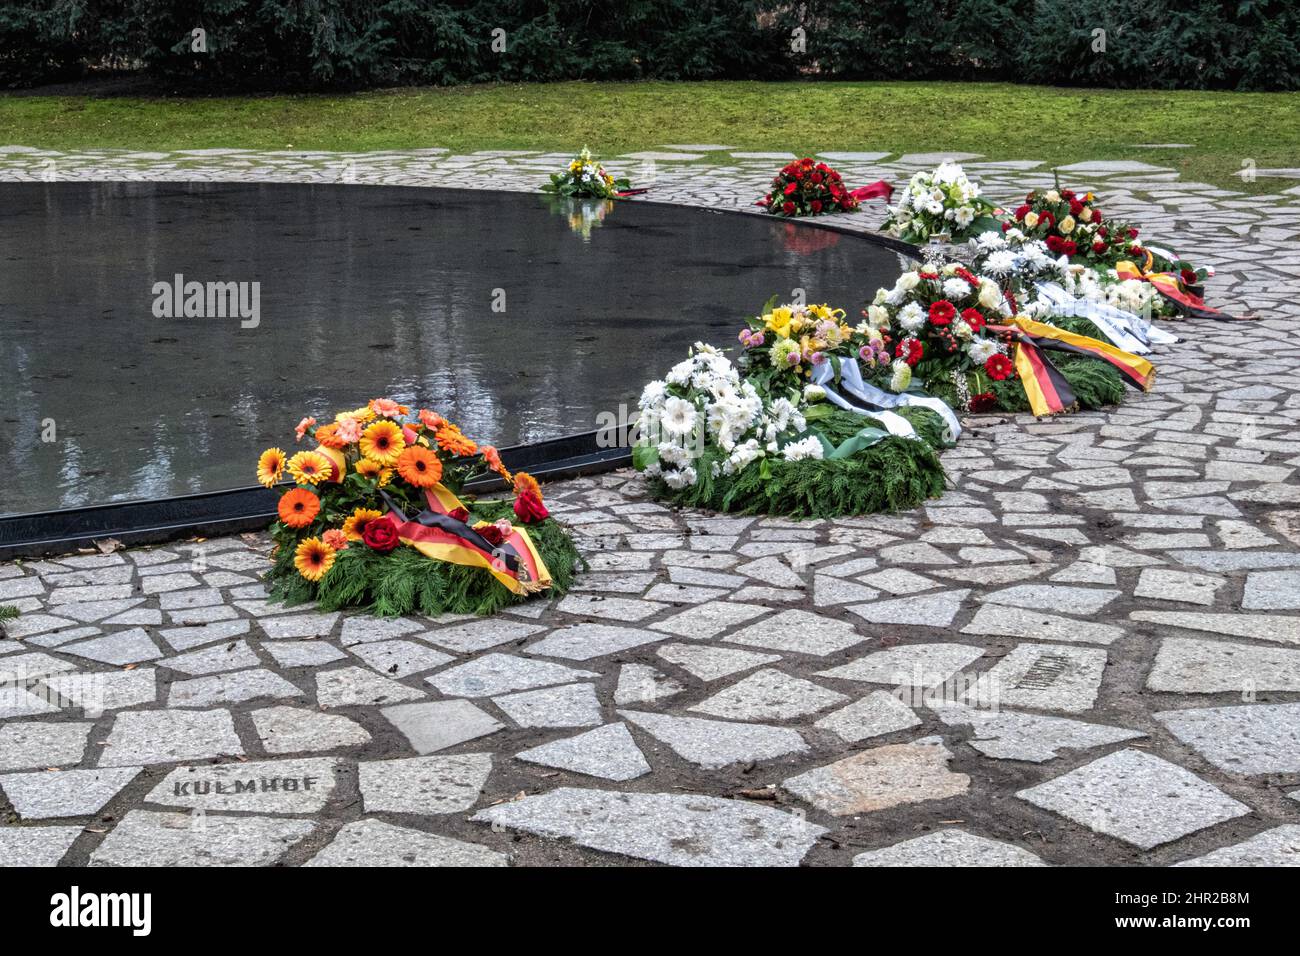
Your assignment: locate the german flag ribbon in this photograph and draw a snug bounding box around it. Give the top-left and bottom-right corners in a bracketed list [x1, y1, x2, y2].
[1116, 256, 1256, 322]
[987, 317, 1156, 418]
[378, 486, 551, 596]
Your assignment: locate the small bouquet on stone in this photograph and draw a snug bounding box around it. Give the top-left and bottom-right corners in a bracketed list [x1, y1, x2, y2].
[542, 147, 629, 200]
[255, 400, 578, 616]
[758, 158, 862, 217]
[883, 162, 1000, 243]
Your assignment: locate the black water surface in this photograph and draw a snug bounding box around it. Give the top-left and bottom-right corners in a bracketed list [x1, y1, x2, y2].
[0, 182, 907, 514]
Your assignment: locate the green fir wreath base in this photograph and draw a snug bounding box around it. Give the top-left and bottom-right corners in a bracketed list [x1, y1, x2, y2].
[266, 500, 582, 618]
[649, 413, 947, 519]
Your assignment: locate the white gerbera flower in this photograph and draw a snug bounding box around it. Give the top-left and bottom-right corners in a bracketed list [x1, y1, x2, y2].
[967, 338, 999, 364]
[943, 277, 971, 299]
[898, 302, 926, 332]
[660, 396, 697, 437]
[781, 436, 824, 462]
[638, 380, 667, 409]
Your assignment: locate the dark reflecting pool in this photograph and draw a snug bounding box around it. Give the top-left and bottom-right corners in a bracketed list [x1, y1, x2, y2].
[0, 182, 909, 515]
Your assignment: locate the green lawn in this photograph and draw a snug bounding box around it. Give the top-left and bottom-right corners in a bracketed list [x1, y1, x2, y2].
[2, 80, 1297, 192]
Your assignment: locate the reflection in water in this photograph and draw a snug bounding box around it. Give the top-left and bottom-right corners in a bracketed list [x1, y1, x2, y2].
[0, 182, 906, 515]
[544, 195, 616, 241]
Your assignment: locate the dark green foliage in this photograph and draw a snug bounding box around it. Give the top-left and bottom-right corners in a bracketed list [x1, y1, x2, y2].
[4, 0, 1297, 90]
[266, 499, 582, 617]
[650, 433, 947, 519]
[0, 605, 18, 622]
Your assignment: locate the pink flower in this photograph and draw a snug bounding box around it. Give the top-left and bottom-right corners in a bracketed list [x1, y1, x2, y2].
[402, 425, 419, 445]
[335, 417, 362, 444]
[749, 331, 765, 347]
[370, 398, 403, 418]
[418, 408, 446, 429]
[322, 529, 348, 551]
[809, 351, 826, 365]
[294, 417, 316, 442]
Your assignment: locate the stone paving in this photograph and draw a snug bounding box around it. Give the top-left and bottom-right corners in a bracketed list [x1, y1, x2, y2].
[2, 145, 1300, 866]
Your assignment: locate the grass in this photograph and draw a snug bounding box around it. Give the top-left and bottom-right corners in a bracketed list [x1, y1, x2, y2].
[1, 80, 1298, 192]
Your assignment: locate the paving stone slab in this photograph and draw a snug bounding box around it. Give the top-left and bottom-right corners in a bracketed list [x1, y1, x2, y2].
[1171, 826, 1300, 866]
[656, 643, 782, 681]
[961, 604, 1124, 645]
[315, 665, 424, 708]
[614, 663, 684, 705]
[1242, 570, 1300, 610]
[1146, 637, 1300, 693]
[99, 709, 242, 767]
[690, 669, 847, 722]
[472, 787, 824, 867]
[263, 640, 348, 668]
[381, 699, 505, 754]
[817, 643, 986, 688]
[849, 590, 969, 628]
[252, 705, 371, 754]
[348, 639, 454, 678]
[935, 703, 1145, 762]
[305, 819, 507, 867]
[424, 619, 547, 653]
[1155, 703, 1300, 775]
[620, 709, 807, 769]
[516, 723, 651, 781]
[1016, 749, 1250, 850]
[89, 810, 316, 867]
[525, 623, 664, 660]
[721, 609, 866, 656]
[145, 757, 340, 813]
[0, 826, 82, 866]
[971, 643, 1107, 713]
[160, 640, 260, 676]
[649, 602, 771, 639]
[492, 682, 603, 728]
[814, 691, 922, 743]
[428, 653, 597, 698]
[0, 767, 141, 820]
[358, 752, 493, 814]
[0, 721, 93, 771]
[43, 668, 157, 716]
[1132, 611, 1300, 645]
[852, 829, 1046, 866]
[168, 667, 304, 708]
[783, 738, 969, 816]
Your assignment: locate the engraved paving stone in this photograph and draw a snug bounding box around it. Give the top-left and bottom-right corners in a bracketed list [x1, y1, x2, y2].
[971, 643, 1108, 713]
[145, 757, 342, 813]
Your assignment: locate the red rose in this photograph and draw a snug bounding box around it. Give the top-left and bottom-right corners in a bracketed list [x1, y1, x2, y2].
[1061, 240, 1077, 256]
[784, 181, 797, 195]
[985, 354, 1014, 381]
[763, 193, 771, 204]
[1069, 198, 1084, 215]
[1092, 241, 1107, 254]
[1097, 227, 1108, 238]
[1045, 235, 1063, 253]
[1014, 204, 1030, 220]
[1062, 189, 1076, 200]
[961, 308, 985, 332]
[970, 391, 998, 413]
[476, 523, 506, 546]
[448, 507, 470, 523]
[1093, 210, 1104, 224]
[929, 300, 956, 326]
[1040, 212, 1055, 230]
[362, 519, 400, 553]
[810, 200, 822, 213]
[1180, 268, 1197, 286]
[811, 172, 823, 184]
[1127, 227, 1139, 239]
[513, 491, 549, 524]
[782, 201, 795, 215]
[1002, 221, 1012, 232]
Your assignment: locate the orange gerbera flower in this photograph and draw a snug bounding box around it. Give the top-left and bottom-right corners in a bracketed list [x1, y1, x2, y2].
[287, 450, 333, 485]
[513, 471, 542, 499]
[314, 422, 348, 450]
[257, 447, 286, 488]
[278, 488, 321, 529]
[294, 537, 336, 581]
[322, 528, 349, 551]
[360, 420, 406, 465]
[396, 445, 443, 488]
[354, 459, 382, 479]
[342, 507, 383, 541]
[480, 444, 512, 481]
[435, 424, 478, 457]
[336, 405, 376, 425]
